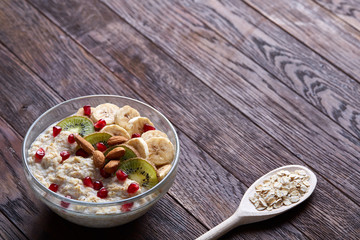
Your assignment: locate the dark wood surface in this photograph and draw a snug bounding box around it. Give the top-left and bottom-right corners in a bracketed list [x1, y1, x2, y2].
[0, 0, 359, 239]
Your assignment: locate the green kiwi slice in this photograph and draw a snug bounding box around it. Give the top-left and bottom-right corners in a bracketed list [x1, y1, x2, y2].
[84, 132, 112, 149]
[119, 158, 158, 188]
[57, 116, 94, 136]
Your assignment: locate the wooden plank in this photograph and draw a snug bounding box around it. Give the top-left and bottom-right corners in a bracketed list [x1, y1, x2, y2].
[24, 0, 360, 237]
[166, 0, 360, 142]
[0, 212, 27, 240]
[244, 0, 360, 83]
[314, 0, 360, 32]
[98, 0, 360, 203]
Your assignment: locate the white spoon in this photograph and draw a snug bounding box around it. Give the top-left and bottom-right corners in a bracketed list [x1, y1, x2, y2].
[196, 165, 317, 240]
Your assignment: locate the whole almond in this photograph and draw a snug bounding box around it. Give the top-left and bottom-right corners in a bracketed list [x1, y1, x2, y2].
[74, 134, 95, 154]
[107, 136, 128, 146]
[93, 150, 105, 168]
[104, 160, 121, 174]
[106, 147, 125, 160]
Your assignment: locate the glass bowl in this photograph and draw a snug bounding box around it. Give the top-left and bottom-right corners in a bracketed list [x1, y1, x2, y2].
[22, 95, 180, 228]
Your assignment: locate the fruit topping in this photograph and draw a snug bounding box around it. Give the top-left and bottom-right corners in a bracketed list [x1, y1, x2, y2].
[145, 137, 174, 166]
[96, 142, 107, 152]
[84, 132, 112, 149]
[68, 134, 75, 144]
[100, 168, 111, 178]
[61, 195, 72, 208]
[93, 181, 103, 190]
[35, 148, 45, 163]
[127, 117, 154, 135]
[119, 158, 158, 188]
[94, 119, 106, 131]
[116, 169, 128, 181]
[157, 164, 172, 181]
[143, 123, 156, 132]
[91, 103, 119, 125]
[60, 151, 70, 162]
[126, 138, 149, 159]
[49, 183, 59, 192]
[131, 133, 141, 138]
[127, 183, 139, 194]
[141, 130, 168, 141]
[97, 187, 108, 198]
[57, 116, 95, 137]
[75, 148, 89, 158]
[100, 124, 131, 139]
[114, 105, 140, 129]
[53, 126, 62, 137]
[121, 202, 134, 212]
[83, 105, 91, 117]
[83, 177, 94, 188]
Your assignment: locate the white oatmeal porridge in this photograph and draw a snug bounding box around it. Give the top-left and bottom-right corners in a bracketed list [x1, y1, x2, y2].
[28, 103, 174, 214]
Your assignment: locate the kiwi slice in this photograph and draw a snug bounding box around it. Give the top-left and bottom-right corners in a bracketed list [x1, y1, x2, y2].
[84, 132, 112, 149]
[58, 116, 95, 136]
[119, 158, 158, 188]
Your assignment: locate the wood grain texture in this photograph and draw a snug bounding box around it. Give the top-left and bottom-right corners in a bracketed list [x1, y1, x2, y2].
[100, 0, 360, 203]
[24, 0, 360, 238]
[244, 0, 360, 83]
[0, 211, 27, 240]
[173, 0, 360, 141]
[314, 0, 360, 31]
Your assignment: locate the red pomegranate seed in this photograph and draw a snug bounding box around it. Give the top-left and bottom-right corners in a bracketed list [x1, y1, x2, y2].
[68, 134, 75, 144]
[97, 187, 108, 198]
[83, 105, 91, 117]
[61, 195, 72, 208]
[100, 168, 111, 178]
[96, 142, 107, 152]
[76, 148, 89, 158]
[127, 183, 139, 194]
[49, 183, 59, 192]
[35, 148, 45, 163]
[60, 151, 70, 162]
[94, 119, 106, 131]
[53, 126, 62, 137]
[83, 177, 94, 188]
[116, 170, 128, 181]
[143, 124, 155, 132]
[93, 180, 103, 190]
[121, 202, 134, 212]
[131, 133, 141, 138]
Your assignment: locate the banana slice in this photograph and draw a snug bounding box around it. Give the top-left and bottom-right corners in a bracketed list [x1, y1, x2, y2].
[126, 138, 149, 159]
[114, 105, 140, 129]
[145, 137, 174, 166]
[157, 164, 172, 181]
[141, 130, 168, 141]
[100, 124, 131, 139]
[75, 107, 95, 119]
[91, 103, 120, 124]
[126, 117, 154, 136]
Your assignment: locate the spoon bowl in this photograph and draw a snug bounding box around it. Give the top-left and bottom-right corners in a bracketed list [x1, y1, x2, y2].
[196, 165, 317, 240]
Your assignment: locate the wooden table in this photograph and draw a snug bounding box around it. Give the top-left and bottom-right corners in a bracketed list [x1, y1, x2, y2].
[1, 0, 359, 239]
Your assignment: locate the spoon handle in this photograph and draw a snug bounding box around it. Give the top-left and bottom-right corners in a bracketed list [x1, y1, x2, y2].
[196, 214, 243, 240]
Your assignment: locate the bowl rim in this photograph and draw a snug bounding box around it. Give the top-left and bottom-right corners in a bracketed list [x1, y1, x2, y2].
[22, 95, 180, 207]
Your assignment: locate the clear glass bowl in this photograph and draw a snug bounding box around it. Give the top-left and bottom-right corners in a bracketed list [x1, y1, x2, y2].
[22, 95, 180, 228]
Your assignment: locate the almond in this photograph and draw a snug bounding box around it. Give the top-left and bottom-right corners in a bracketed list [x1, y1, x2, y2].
[74, 134, 95, 154]
[106, 147, 125, 160]
[93, 150, 105, 168]
[104, 160, 120, 174]
[107, 136, 128, 146]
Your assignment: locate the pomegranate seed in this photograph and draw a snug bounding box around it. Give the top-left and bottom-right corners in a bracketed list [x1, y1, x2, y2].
[83, 177, 94, 188]
[94, 119, 106, 131]
[116, 170, 128, 181]
[121, 202, 134, 212]
[53, 126, 62, 137]
[35, 148, 45, 163]
[49, 183, 59, 192]
[83, 105, 91, 117]
[68, 134, 75, 144]
[100, 168, 111, 178]
[97, 187, 108, 198]
[61, 195, 72, 208]
[76, 148, 89, 158]
[127, 183, 139, 194]
[96, 142, 107, 152]
[60, 151, 70, 162]
[131, 133, 141, 138]
[93, 180, 103, 190]
[143, 124, 155, 132]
